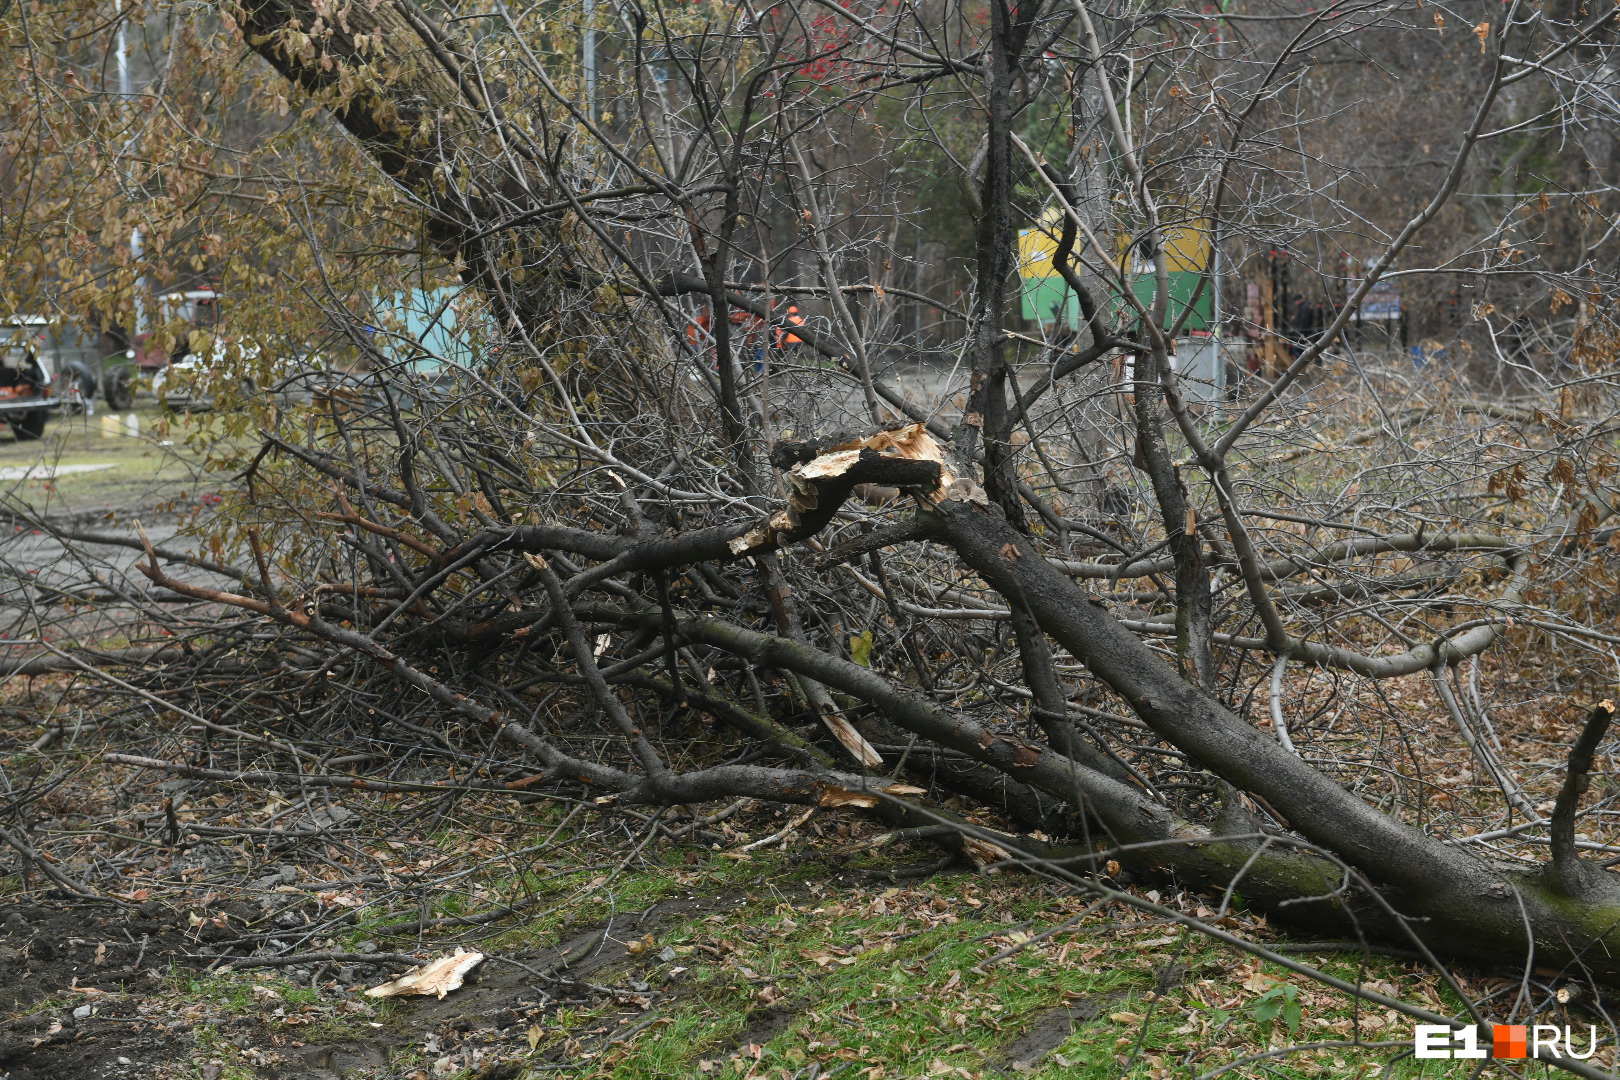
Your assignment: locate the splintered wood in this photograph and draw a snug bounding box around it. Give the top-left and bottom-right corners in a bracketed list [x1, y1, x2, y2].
[729, 422, 953, 556]
[364, 950, 485, 999]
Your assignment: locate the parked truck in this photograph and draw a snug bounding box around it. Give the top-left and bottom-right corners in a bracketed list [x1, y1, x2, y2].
[0, 316, 105, 439]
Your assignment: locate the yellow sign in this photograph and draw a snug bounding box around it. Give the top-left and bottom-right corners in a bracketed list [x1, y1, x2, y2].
[1021, 208, 1211, 279]
[1123, 215, 1211, 274]
[1017, 208, 1065, 279]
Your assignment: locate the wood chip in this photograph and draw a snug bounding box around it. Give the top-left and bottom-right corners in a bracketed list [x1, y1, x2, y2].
[364, 950, 484, 999]
[961, 835, 1012, 869]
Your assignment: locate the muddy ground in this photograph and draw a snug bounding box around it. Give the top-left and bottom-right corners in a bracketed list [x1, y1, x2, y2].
[0, 868, 1100, 1080]
[0, 884, 798, 1080]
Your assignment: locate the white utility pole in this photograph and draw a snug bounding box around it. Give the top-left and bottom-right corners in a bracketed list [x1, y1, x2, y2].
[582, 0, 597, 122]
[116, 0, 147, 335]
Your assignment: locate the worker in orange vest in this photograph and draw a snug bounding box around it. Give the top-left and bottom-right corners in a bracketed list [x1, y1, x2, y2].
[685, 306, 713, 354]
[777, 304, 805, 348]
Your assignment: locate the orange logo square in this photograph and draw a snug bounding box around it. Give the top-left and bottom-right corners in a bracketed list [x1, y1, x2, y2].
[1493, 1024, 1527, 1059]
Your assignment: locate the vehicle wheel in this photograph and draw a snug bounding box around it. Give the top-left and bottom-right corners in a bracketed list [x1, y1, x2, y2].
[64, 362, 96, 415]
[102, 368, 134, 410]
[12, 409, 48, 441]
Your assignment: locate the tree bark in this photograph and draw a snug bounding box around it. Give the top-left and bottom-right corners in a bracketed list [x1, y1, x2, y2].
[925, 495, 1620, 978]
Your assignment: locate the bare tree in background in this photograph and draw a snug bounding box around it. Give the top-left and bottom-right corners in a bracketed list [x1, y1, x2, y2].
[4, 0, 1620, 1022]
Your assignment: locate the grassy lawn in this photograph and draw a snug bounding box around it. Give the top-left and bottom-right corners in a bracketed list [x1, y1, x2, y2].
[141, 849, 1518, 1080]
[0, 401, 224, 511]
[493, 862, 1486, 1080]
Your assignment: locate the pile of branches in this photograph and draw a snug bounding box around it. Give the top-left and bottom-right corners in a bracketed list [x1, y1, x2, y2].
[6, 345, 1618, 991]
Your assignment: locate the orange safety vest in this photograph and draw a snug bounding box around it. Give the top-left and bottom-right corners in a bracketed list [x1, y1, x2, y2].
[686, 308, 712, 348]
[780, 305, 804, 346]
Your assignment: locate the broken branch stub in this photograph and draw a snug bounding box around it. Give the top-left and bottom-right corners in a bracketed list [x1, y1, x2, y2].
[731, 428, 946, 558]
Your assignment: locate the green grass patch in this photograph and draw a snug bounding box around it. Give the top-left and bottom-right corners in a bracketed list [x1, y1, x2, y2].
[510, 868, 1518, 1080]
[107, 832, 1573, 1080]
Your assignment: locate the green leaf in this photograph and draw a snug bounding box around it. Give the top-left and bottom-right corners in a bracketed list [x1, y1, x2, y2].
[1251, 985, 1302, 1032]
[850, 630, 874, 668]
[1282, 1000, 1303, 1036]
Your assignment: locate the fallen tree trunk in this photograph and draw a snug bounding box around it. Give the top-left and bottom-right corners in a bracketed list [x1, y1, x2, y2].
[113, 424, 1620, 982]
[928, 496, 1620, 977]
